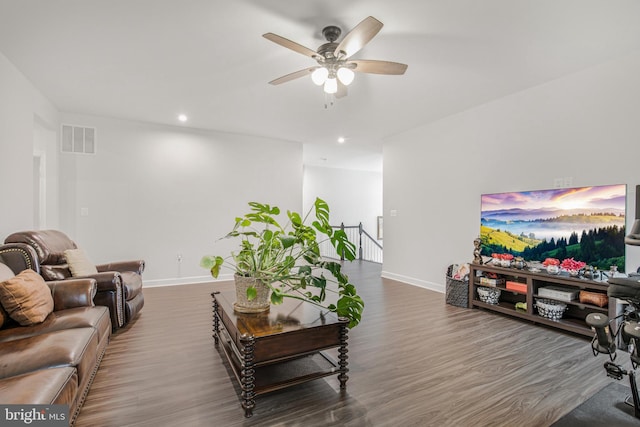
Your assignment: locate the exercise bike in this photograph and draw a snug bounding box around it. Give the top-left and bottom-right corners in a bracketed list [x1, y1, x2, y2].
[586, 273, 640, 419]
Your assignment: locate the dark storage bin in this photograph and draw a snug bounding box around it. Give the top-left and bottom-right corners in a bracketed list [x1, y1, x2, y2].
[446, 264, 469, 308]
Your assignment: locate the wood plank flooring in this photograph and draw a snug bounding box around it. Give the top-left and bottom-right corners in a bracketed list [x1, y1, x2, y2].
[75, 261, 620, 426]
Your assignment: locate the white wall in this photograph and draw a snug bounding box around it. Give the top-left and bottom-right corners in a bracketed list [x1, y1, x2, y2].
[303, 165, 382, 239]
[0, 51, 58, 238]
[383, 49, 640, 292]
[58, 114, 303, 284]
[33, 119, 59, 229]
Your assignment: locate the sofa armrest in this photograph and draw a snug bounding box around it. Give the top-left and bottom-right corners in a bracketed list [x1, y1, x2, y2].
[47, 278, 97, 310]
[96, 260, 145, 275]
[85, 271, 123, 293]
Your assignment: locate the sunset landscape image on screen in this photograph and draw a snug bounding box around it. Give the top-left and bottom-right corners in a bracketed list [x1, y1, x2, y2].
[480, 184, 626, 271]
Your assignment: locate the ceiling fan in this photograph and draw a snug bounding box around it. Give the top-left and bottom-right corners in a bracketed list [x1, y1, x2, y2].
[263, 16, 408, 98]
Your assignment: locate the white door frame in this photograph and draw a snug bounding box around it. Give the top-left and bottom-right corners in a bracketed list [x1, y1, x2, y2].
[33, 150, 47, 228]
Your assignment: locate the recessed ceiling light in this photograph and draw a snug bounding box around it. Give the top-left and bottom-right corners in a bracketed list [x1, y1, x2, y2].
[178, 114, 188, 122]
[337, 137, 345, 144]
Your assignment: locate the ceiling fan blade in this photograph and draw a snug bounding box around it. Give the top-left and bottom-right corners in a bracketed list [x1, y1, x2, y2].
[349, 59, 408, 75]
[334, 16, 383, 59]
[263, 33, 319, 59]
[336, 81, 348, 99]
[268, 67, 319, 85]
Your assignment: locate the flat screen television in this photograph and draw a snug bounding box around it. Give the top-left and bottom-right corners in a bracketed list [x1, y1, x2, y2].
[480, 184, 626, 272]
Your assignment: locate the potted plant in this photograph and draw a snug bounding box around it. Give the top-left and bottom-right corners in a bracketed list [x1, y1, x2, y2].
[200, 198, 364, 328]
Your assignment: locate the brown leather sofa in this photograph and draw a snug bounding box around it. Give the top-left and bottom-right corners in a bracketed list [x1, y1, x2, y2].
[0, 243, 111, 426]
[5, 230, 144, 330]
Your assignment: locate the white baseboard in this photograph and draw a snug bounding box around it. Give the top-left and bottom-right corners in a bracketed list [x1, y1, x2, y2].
[145, 271, 445, 293]
[144, 273, 234, 288]
[381, 270, 444, 293]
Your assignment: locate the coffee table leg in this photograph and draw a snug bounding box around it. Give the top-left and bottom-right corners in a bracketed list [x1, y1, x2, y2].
[211, 292, 220, 345]
[338, 319, 349, 389]
[240, 334, 256, 417]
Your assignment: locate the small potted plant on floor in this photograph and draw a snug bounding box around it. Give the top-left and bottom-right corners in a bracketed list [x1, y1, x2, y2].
[200, 198, 364, 328]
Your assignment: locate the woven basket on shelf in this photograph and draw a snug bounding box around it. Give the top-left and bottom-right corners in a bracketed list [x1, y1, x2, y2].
[477, 286, 501, 304]
[446, 264, 469, 308]
[535, 298, 567, 320]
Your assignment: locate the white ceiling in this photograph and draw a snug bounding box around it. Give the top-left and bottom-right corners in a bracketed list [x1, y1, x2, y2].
[1, 1, 640, 171]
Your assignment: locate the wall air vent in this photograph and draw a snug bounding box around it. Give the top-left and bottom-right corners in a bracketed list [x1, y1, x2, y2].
[60, 124, 97, 154]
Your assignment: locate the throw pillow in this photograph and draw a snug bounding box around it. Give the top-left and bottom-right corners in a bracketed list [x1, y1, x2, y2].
[0, 303, 8, 328]
[0, 264, 15, 328]
[64, 248, 98, 277]
[0, 269, 54, 325]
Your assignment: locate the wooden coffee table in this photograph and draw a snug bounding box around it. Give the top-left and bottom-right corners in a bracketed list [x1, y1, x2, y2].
[211, 291, 349, 418]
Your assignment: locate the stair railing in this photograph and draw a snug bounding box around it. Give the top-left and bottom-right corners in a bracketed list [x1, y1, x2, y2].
[320, 222, 383, 263]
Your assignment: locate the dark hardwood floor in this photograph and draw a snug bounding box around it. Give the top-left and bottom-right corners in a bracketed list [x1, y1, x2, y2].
[75, 261, 619, 426]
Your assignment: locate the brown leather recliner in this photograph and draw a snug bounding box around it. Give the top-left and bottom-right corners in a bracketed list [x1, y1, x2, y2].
[4, 230, 144, 330]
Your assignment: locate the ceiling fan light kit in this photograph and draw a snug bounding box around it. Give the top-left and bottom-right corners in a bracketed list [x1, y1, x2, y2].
[336, 67, 355, 86]
[324, 77, 338, 94]
[312, 64, 355, 93]
[263, 16, 407, 100]
[311, 67, 329, 85]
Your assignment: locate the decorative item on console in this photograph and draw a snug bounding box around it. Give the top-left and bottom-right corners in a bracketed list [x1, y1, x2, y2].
[542, 258, 561, 274]
[491, 253, 514, 267]
[512, 256, 527, 270]
[473, 237, 483, 265]
[582, 265, 600, 280]
[560, 258, 587, 277]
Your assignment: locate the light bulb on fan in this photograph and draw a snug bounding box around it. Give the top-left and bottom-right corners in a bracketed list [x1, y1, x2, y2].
[323, 77, 338, 94]
[311, 67, 329, 86]
[337, 67, 355, 85]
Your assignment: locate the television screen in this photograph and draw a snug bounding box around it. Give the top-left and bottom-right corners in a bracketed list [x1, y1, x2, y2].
[480, 184, 626, 272]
